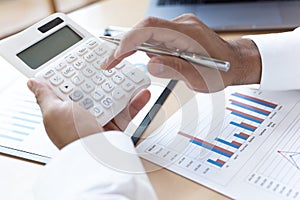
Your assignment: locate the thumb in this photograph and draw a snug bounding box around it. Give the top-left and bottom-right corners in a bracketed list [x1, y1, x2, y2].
[27, 78, 62, 113]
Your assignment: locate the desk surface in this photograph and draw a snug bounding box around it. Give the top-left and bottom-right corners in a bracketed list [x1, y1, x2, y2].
[0, 0, 288, 199]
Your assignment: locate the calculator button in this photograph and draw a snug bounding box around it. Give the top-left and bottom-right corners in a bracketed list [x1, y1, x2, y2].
[92, 74, 105, 85]
[73, 59, 86, 70]
[101, 81, 115, 93]
[115, 63, 126, 69]
[91, 88, 105, 101]
[87, 40, 98, 49]
[59, 82, 73, 94]
[102, 69, 116, 77]
[84, 52, 97, 63]
[82, 66, 96, 77]
[91, 106, 103, 117]
[112, 74, 124, 84]
[94, 45, 109, 56]
[92, 59, 104, 70]
[122, 68, 144, 83]
[56, 62, 67, 71]
[77, 47, 88, 56]
[122, 80, 135, 92]
[43, 69, 55, 79]
[112, 88, 125, 100]
[69, 90, 84, 102]
[50, 74, 64, 86]
[65, 54, 77, 63]
[72, 74, 85, 86]
[62, 66, 76, 78]
[80, 98, 94, 110]
[81, 81, 95, 93]
[101, 97, 113, 108]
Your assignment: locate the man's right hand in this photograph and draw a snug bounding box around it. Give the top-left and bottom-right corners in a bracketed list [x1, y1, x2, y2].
[103, 14, 262, 93]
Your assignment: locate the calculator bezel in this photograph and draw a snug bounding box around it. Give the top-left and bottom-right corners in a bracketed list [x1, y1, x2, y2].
[0, 13, 95, 77]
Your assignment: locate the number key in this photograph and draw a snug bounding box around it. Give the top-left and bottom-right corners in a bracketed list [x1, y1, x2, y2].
[91, 106, 103, 117]
[101, 81, 114, 93]
[82, 66, 96, 77]
[71, 74, 85, 85]
[80, 98, 94, 110]
[92, 74, 105, 85]
[101, 97, 113, 108]
[112, 73, 124, 84]
[69, 90, 84, 102]
[81, 81, 95, 93]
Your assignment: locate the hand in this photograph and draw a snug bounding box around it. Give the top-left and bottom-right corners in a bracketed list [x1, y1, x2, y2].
[27, 78, 150, 149]
[104, 14, 262, 93]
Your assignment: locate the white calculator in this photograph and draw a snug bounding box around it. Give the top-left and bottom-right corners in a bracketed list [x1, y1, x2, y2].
[0, 13, 150, 125]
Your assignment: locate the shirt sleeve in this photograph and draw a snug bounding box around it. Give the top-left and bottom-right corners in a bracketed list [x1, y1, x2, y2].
[243, 28, 300, 91]
[33, 131, 158, 200]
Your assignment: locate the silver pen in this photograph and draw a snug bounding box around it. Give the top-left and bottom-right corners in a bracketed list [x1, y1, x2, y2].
[99, 36, 230, 72]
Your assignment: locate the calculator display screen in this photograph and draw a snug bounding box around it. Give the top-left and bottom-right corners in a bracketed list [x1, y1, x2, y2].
[17, 26, 82, 69]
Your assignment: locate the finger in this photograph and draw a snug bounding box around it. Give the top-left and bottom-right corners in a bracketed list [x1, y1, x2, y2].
[128, 89, 151, 118]
[171, 13, 198, 23]
[171, 13, 208, 27]
[147, 56, 196, 79]
[27, 78, 61, 113]
[111, 89, 151, 131]
[102, 50, 135, 70]
[114, 17, 178, 59]
[148, 56, 222, 92]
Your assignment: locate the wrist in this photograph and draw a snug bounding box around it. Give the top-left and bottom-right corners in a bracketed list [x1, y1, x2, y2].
[229, 38, 262, 85]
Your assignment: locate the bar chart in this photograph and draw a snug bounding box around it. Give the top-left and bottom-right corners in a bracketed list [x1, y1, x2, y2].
[137, 86, 300, 200]
[172, 91, 278, 168]
[137, 87, 286, 183]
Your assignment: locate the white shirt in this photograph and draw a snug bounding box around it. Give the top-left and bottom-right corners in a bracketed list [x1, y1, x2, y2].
[35, 29, 300, 199]
[244, 27, 300, 91]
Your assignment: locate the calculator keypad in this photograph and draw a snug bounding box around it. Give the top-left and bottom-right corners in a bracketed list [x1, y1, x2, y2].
[38, 39, 150, 125]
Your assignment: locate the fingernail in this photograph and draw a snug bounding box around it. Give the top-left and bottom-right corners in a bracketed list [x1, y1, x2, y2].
[154, 65, 164, 74]
[149, 58, 165, 74]
[113, 47, 121, 59]
[100, 60, 109, 69]
[27, 79, 35, 92]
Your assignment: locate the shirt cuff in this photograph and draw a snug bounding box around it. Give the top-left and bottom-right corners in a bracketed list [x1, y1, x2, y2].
[243, 28, 300, 91]
[34, 131, 157, 200]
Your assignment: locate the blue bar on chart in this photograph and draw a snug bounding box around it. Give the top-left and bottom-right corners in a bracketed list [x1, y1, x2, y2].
[215, 138, 242, 149]
[230, 121, 257, 132]
[229, 99, 271, 116]
[207, 158, 226, 167]
[234, 132, 250, 140]
[178, 131, 234, 158]
[232, 92, 277, 109]
[226, 107, 264, 124]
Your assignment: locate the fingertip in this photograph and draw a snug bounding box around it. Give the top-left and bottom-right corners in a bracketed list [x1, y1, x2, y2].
[27, 78, 35, 92]
[27, 78, 43, 94]
[129, 89, 151, 118]
[148, 57, 166, 76]
[113, 46, 121, 59]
